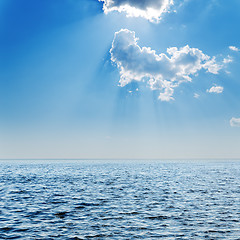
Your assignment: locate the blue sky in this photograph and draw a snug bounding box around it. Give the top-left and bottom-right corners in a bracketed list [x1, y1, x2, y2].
[0, 0, 240, 159]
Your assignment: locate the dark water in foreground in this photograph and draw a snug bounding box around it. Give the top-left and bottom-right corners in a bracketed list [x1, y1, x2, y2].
[0, 160, 240, 239]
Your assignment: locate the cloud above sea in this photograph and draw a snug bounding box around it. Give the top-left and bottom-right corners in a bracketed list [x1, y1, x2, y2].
[230, 117, 240, 127]
[207, 85, 224, 94]
[99, 0, 174, 22]
[229, 46, 240, 52]
[110, 29, 227, 101]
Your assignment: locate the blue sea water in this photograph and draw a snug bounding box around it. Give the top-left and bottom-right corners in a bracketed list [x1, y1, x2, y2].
[0, 160, 239, 239]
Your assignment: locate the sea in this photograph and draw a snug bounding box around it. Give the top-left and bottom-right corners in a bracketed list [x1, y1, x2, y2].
[0, 159, 239, 239]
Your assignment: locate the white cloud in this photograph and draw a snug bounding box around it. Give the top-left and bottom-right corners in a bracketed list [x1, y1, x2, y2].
[110, 29, 224, 101]
[194, 93, 200, 99]
[99, 0, 174, 22]
[229, 46, 240, 52]
[207, 85, 224, 94]
[230, 117, 240, 127]
[223, 55, 233, 64]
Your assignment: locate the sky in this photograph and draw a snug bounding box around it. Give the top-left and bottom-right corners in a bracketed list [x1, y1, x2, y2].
[0, 0, 240, 159]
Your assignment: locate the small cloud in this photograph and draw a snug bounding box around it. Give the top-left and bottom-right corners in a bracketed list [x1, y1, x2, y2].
[207, 85, 223, 94]
[230, 117, 240, 127]
[229, 46, 240, 52]
[99, 0, 174, 23]
[158, 87, 174, 101]
[223, 55, 233, 64]
[194, 93, 200, 99]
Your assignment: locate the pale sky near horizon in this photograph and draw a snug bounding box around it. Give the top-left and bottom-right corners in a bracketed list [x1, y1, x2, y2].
[0, 0, 240, 159]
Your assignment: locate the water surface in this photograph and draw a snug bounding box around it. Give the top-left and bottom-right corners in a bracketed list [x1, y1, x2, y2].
[0, 160, 239, 239]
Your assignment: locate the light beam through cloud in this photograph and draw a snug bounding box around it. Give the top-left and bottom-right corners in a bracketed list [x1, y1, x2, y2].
[99, 0, 174, 22]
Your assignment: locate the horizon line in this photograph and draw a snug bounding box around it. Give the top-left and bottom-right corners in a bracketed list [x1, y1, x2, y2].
[0, 158, 240, 161]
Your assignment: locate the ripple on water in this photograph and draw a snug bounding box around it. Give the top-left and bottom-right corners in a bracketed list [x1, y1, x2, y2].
[0, 160, 240, 239]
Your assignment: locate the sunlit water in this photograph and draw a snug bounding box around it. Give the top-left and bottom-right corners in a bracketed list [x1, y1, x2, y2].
[0, 160, 239, 239]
